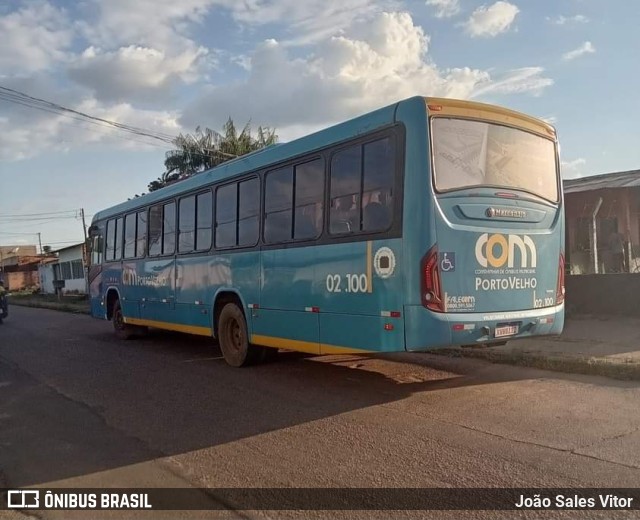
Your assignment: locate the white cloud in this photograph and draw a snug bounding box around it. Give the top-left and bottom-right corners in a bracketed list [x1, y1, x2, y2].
[224, 0, 399, 46]
[562, 41, 595, 61]
[182, 12, 552, 137]
[79, 0, 218, 50]
[0, 5, 554, 161]
[0, 85, 182, 161]
[426, 0, 460, 19]
[68, 45, 210, 102]
[472, 67, 553, 97]
[548, 14, 589, 25]
[0, 0, 73, 72]
[463, 1, 519, 38]
[561, 158, 587, 179]
[80, 0, 396, 49]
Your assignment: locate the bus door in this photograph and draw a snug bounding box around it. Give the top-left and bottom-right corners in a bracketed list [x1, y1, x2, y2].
[87, 224, 105, 319]
[138, 257, 176, 322]
[429, 117, 562, 316]
[139, 203, 177, 323]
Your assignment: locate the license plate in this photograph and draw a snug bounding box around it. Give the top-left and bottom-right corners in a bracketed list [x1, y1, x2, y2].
[495, 324, 519, 338]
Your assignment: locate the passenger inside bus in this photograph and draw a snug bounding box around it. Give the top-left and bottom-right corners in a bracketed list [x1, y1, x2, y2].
[363, 190, 390, 231]
[330, 195, 357, 233]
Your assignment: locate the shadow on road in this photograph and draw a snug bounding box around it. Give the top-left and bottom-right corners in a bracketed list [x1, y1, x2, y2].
[1, 305, 630, 489]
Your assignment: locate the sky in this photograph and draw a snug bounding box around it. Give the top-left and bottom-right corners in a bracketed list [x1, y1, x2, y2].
[1, 0, 639, 250]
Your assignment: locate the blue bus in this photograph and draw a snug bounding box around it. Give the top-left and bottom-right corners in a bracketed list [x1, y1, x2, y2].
[87, 96, 564, 367]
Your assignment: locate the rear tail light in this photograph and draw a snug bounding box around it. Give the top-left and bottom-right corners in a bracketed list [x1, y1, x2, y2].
[556, 253, 565, 304]
[421, 245, 444, 312]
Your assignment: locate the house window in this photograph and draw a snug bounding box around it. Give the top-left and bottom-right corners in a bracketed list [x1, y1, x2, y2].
[71, 259, 84, 279]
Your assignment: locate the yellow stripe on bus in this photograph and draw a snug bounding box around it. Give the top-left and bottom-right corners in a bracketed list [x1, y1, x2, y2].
[251, 334, 373, 355]
[121, 320, 372, 355]
[123, 317, 212, 337]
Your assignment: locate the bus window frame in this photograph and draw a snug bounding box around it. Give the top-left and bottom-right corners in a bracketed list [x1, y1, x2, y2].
[262, 155, 325, 246]
[326, 129, 401, 240]
[147, 201, 177, 258]
[178, 189, 214, 256]
[214, 175, 261, 251]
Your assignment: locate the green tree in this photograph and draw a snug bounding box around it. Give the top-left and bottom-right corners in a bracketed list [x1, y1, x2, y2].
[148, 119, 277, 192]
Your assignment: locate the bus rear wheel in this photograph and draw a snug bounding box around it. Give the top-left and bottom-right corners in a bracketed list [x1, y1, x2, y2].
[112, 299, 139, 340]
[218, 303, 262, 367]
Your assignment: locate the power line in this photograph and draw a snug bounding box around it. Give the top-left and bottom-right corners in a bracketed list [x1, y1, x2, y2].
[0, 85, 178, 144]
[0, 209, 79, 217]
[0, 216, 80, 223]
[0, 85, 244, 161]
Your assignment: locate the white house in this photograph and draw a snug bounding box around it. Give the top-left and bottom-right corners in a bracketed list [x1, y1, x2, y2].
[38, 242, 87, 294]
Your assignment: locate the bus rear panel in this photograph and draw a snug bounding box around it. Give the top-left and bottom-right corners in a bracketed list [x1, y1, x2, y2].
[402, 98, 564, 351]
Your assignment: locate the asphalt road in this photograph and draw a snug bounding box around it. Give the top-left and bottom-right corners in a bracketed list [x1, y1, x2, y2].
[2, 306, 640, 519]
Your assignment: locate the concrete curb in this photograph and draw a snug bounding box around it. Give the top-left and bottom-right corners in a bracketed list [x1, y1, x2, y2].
[9, 299, 90, 315]
[432, 347, 640, 381]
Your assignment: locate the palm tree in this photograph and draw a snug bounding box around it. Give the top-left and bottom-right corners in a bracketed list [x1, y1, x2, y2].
[148, 119, 277, 192]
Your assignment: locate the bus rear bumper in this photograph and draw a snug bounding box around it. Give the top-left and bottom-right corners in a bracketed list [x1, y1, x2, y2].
[404, 304, 564, 352]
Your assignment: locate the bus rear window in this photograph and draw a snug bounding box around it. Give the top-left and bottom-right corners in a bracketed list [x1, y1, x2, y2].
[431, 118, 558, 202]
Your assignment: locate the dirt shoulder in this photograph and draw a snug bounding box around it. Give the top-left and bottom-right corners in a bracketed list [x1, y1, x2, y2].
[8, 293, 90, 314]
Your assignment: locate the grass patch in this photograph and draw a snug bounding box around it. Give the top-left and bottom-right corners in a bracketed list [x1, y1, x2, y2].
[8, 293, 90, 314]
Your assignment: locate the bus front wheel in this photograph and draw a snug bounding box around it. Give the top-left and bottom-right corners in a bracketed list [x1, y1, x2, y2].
[112, 299, 139, 340]
[218, 303, 262, 367]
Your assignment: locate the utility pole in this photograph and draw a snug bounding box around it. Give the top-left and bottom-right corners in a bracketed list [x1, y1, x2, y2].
[80, 208, 89, 296]
[80, 208, 88, 242]
[38, 232, 43, 256]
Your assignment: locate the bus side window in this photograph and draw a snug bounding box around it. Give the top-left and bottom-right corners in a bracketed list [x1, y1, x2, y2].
[264, 167, 293, 243]
[294, 159, 324, 240]
[330, 145, 361, 234]
[162, 202, 176, 255]
[195, 191, 212, 251]
[105, 219, 115, 261]
[123, 213, 136, 259]
[179, 195, 196, 253]
[239, 178, 259, 247]
[136, 211, 146, 258]
[362, 137, 394, 232]
[91, 234, 103, 266]
[148, 205, 163, 256]
[216, 183, 237, 248]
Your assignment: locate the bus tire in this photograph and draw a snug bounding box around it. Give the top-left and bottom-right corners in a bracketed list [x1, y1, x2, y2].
[218, 302, 261, 367]
[112, 299, 137, 340]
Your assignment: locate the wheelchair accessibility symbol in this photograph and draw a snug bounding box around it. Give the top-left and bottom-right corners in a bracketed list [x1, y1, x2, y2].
[439, 252, 455, 272]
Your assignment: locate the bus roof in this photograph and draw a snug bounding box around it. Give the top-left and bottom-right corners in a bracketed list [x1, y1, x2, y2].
[92, 96, 554, 223]
[424, 97, 556, 137]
